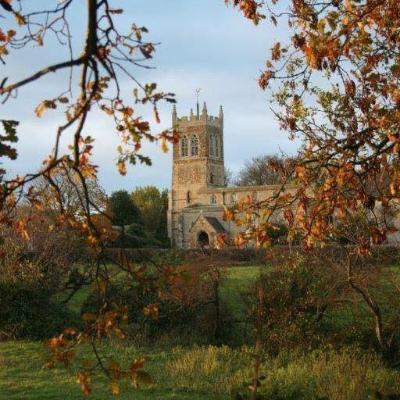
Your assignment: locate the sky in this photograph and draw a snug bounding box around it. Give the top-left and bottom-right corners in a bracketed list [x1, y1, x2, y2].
[1, 0, 300, 194]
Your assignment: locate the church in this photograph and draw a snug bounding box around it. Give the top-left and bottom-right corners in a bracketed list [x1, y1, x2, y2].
[167, 102, 292, 249]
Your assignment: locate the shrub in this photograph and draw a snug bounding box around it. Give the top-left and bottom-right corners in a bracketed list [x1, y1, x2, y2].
[81, 264, 227, 343]
[247, 256, 344, 355]
[0, 282, 78, 340]
[247, 248, 400, 361]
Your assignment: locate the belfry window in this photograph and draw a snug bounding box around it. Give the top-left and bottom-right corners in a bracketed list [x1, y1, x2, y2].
[180, 136, 188, 157]
[209, 134, 215, 157]
[190, 135, 199, 156]
[210, 194, 217, 205]
[215, 136, 219, 158]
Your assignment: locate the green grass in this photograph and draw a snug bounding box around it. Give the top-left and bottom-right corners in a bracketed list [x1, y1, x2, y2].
[0, 341, 239, 399]
[2, 341, 400, 399]
[220, 265, 260, 316]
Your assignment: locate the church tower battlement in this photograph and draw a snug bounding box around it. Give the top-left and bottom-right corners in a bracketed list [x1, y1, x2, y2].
[168, 102, 225, 246]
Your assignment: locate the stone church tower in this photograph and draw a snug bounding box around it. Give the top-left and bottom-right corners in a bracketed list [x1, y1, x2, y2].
[168, 102, 225, 247]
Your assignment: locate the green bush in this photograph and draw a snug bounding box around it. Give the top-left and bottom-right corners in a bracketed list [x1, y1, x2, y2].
[0, 282, 78, 340]
[81, 264, 227, 343]
[248, 260, 341, 355]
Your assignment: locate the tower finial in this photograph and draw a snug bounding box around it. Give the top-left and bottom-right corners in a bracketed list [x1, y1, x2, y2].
[219, 105, 224, 119]
[172, 104, 177, 125]
[202, 101, 207, 117]
[195, 88, 201, 118]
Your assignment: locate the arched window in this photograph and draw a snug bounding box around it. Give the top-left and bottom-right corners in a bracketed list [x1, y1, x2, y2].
[210, 194, 217, 205]
[210, 172, 215, 184]
[215, 135, 220, 158]
[180, 136, 188, 157]
[230, 193, 237, 204]
[209, 134, 215, 157]
[190, 135, 199, 156]
[252, 191, 258, 201]
[186, 191, 191, 205]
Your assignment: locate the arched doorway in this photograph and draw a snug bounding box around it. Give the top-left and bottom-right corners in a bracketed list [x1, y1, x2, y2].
[197, 231, 210, 247]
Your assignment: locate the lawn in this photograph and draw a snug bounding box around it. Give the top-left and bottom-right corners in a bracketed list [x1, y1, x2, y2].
[2, 339, 400, 399]
[0, 341, 248, 400]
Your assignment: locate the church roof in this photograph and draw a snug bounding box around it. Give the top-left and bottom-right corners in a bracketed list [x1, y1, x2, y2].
[203, 216, 226, 233]
[188, 214, 227, 234]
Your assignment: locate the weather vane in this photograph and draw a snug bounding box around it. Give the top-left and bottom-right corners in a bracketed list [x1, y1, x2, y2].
[196, 88, 202, 103]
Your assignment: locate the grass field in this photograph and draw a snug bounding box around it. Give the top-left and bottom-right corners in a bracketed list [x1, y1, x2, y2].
[1, 265, 400, 399]
[2, 339, 400, 399]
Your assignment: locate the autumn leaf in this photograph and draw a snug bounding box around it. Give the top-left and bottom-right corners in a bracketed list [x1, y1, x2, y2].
[117, 160, 127, 175]
[110, 381, 120, 396]
[15, 12, 26, 26]
[153, 106, 160, 124]
[35, 100, 56, 118]
[36, 35, 43, 46]
[160, 137, 168, 153]
[76, 371, 91, 396]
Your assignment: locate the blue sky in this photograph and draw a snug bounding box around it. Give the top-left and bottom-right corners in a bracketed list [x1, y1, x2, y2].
[2, 0, 299, 193]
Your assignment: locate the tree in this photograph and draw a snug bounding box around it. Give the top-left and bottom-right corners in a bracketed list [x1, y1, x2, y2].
[225, 0, 400, 383]
[155, 189, 170, 245]
[109, 190, 140, 228]
[33, 166, 107, 218]
[235, 154, 291, 186]
[131, 186, 167, 236]
[0, 0, 175, 240]
[226, 0, 400, 251]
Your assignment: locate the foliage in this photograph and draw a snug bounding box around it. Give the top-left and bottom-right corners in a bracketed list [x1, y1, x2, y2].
[33, 167, 108, 218]
[0, 119, 18, 180]
[223, 3, 400, 394]
[0, 208, 90, 291]
[247, 250, 400, 362]
[266, 223, 289, 245]
[131, 186, 169, 246]
[109, 190, 141, 227]
[0, 282, 78, 340]
[225, 0, 400, 253]
[131, 186, 165, 235]
[81, 263, 226, 342]
[248, 256, 341, 355]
